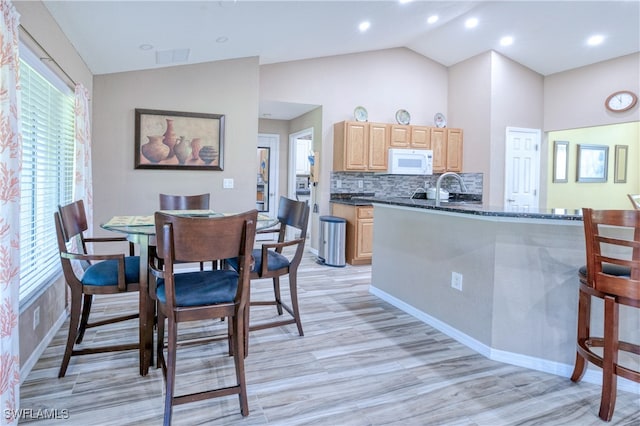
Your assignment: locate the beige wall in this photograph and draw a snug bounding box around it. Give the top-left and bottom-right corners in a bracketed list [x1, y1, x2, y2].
[490, 53, 545, 206]
[92, 57, 260, 228]
[448, 53, 493, 199]
[544, 53, 640, 131]
[260, 48, 449, 223]
[449, 51, 544, 206]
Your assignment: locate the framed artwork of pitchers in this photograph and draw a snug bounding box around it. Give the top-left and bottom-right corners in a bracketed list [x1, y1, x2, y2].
[134, 108, 225, 170]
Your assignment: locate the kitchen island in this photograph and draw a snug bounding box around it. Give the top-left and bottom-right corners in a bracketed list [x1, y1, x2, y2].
[358, 197, 639, 391]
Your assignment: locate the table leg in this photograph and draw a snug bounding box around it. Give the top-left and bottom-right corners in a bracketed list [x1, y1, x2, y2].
[135, 234, 154, 376]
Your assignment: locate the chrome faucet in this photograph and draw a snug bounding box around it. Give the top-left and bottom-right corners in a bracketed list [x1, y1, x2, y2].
[435, 172, 468, 206]
[410, 187, 426, 199]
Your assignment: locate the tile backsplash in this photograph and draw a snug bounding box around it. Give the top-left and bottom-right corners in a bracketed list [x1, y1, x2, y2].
[331, 172, 483, 198]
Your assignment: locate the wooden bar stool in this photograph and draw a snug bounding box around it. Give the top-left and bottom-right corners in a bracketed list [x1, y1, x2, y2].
[571, 208, 640, 421]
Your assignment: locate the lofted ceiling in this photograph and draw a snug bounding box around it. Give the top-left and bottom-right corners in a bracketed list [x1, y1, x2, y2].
[41, 0, 640, 119]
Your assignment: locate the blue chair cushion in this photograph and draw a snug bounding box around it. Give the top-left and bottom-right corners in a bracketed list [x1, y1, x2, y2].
[82, 256, 140, 286]
[156, 269, 239, 307]
[578, 264, 630, 278]
[227, 249, 290, 274]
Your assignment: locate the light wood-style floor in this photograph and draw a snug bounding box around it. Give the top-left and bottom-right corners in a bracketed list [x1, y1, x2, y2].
[21, 251, 640, 425]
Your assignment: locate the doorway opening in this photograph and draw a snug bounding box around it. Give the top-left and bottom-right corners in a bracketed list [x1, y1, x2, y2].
[257, 133, 279, 214]
[289, 128, 313, 241]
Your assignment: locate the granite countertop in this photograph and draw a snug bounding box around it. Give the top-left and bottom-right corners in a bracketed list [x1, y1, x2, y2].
[330, 192, 375, 206]
[353, 196, 584, 221]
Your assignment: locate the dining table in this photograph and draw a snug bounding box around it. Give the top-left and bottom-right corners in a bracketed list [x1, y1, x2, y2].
[101, 210, 278, 376]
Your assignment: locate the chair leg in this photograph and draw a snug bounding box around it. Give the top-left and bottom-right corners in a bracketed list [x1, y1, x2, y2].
[232, 311, 249, 416]
[75, 294, 93, 344]
[163, 319, 178, 426]
[571, 289, 590, 382]
[59, 288, 83, 378]
[272, 277, 283, 315]
[599, 295, 618, 421]
[157, 309, 166, 371]
[288, 272, 304, 337]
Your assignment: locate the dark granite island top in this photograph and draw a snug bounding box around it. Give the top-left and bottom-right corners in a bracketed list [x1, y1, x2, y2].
[352, 196, 584, 221]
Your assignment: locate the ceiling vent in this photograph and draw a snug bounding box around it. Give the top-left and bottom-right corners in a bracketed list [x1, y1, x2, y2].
[155, 48, 190, 65]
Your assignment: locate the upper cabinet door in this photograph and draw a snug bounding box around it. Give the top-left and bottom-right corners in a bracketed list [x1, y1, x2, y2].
[446, 129, 463, 172]
[389, 125, 410, 148]
[368, 123, 389, 170]
[410, 126, 431, 149]
[430, 128, 447, 173]
[334, 121, 368, 171]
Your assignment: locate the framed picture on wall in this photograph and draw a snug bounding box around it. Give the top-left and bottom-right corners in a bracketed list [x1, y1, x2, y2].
[576, 144, 608, 183]
[614, 145, 628, 183]
[552, 140, 569, 183]
[134, 108, 225, 170]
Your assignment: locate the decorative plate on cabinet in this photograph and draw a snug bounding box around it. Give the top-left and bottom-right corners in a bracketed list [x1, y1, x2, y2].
[395, 109, 411, 125]
[353, 106, 368, 122]
[434, 112, 447, 128]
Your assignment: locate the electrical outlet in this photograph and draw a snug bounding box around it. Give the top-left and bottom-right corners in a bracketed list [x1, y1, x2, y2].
[358, 180, 364, 189]
[451, 272, 463, 291]
[223, 178, 234, 189]
[336, 180, 342, 189]
[33, 306, 40, 330]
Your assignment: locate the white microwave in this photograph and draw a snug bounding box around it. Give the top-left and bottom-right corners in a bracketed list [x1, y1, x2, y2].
[388, 148, 433, 175]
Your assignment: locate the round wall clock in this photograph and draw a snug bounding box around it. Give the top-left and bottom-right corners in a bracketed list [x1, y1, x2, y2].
[605, 90, 638, 112]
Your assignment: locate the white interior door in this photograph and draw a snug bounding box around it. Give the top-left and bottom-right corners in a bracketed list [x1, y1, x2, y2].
[504, 127, 541, 211]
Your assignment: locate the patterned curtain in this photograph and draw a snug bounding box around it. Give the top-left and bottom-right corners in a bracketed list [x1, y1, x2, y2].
[74, 84, 93, 232]
[0, 1, 21, 424]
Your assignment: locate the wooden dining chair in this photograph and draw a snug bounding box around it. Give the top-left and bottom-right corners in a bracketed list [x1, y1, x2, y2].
[227, 196, 309, 350]
[159, 193, 210, 211]
[159, 193, 212, 270]
[55, 200, 141, 377]
[149, 210, 257, 425]
[571, 208, 640, 421]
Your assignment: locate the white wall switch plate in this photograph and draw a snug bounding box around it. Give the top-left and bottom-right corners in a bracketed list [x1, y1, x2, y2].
[223, 178, 234, 189]
[451, 272, 463, 291]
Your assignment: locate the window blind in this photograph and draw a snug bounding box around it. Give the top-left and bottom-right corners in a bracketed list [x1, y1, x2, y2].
[18, 51, 75, 304]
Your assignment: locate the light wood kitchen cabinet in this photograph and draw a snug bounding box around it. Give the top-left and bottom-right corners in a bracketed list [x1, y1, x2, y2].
[430, 127, 447, 173]
[410, 126, 431, 149]
[446, 128, 463, 172]
[334, 121, 388, 171]
[389, 125, 410, 148]
[390, 125, 431, 149]
[430, 127, 463, 173]
[331, 203, 373, 265]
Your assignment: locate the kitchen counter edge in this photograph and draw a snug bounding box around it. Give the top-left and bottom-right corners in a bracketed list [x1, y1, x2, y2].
[353, 196, 584, 221]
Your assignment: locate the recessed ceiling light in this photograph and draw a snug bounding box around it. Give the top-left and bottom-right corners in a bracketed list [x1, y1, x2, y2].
[216, 36, 228, 43]
[359, 21, 371, 32]
[465, 17, 478, 29]
[427, 15, 439, 24]
[587, 34, 604, 46]
[398, 0, 413, 4]
[139, 44, 153, 51]
[500, 36, 514, 46]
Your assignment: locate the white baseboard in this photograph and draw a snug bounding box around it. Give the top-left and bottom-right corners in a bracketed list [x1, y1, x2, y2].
[369, 285, 640, 395]
[20, 310, 68, 384]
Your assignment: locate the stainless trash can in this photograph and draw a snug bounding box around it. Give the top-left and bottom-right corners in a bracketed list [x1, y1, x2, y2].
[318, 215, 346, 267]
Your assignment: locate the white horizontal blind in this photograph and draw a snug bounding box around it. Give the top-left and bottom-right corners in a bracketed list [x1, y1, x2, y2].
[19, 55, 75, 304]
